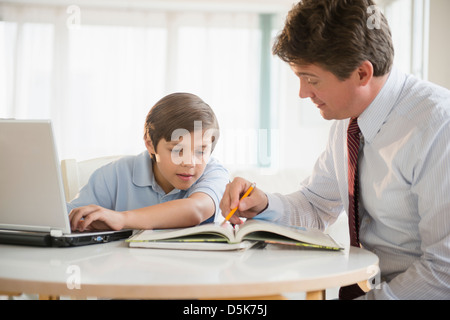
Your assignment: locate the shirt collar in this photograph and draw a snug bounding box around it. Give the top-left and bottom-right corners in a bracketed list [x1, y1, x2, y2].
[358, 66, 406, 144]
[132, 151, 154, 187]
[132, 151, 181, 195]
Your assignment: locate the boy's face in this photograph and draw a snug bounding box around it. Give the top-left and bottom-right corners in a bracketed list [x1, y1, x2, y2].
[289, 63, 369, 120]
[145, 129, 213, 194]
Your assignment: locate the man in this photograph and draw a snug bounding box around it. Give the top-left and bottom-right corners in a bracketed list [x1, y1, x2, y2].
[220, 0, 450, 299]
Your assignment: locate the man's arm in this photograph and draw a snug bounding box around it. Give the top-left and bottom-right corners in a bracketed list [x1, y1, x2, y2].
[221, 122, 345, 230]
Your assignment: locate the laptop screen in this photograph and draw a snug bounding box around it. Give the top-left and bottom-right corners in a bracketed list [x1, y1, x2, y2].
[0, 120, 71, 234]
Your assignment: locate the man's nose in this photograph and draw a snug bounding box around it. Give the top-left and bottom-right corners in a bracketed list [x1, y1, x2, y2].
[299, 79, 314, 99]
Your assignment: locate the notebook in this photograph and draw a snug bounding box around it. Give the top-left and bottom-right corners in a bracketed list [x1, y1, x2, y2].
[0, 119, 132, 247]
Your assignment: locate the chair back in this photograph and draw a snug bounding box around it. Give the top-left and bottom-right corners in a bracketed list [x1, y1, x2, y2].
[61, 155, 124, 201]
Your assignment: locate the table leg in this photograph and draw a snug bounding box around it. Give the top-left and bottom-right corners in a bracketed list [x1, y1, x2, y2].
[39, 295, 60, 300]
[305, 290, 325, 300]
[0, 291, 22, 298]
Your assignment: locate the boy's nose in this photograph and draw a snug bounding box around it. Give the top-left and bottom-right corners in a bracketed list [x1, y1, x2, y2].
[181, 153, 197, 166]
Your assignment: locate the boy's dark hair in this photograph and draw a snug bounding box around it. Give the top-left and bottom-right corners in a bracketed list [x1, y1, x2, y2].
[272, 0, 394, 80]
[144, 92, 220, 153]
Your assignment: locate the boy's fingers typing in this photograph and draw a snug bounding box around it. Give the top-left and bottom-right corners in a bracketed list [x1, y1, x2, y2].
[69, 205, 124, 231]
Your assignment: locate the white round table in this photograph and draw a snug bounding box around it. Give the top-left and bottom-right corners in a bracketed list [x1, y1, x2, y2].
[0, 241, 378, 299]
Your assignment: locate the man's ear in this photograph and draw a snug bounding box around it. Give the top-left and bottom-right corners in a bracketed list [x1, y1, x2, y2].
[357, 60, 374, 86]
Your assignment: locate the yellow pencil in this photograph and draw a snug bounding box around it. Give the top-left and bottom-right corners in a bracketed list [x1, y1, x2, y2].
[222, 183, 256, 225]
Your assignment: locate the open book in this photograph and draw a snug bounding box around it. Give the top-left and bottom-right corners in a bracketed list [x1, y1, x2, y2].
[126, 219, 343, 251]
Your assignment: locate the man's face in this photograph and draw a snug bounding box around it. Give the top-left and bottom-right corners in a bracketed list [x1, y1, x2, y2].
[290, 63, 366, 120]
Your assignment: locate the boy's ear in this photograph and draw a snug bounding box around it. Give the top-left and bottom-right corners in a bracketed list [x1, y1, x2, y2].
[145, 136, 161, 162]
[145, 136, 156, 155]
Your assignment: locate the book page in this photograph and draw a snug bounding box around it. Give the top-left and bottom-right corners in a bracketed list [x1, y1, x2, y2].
[127, 222, 236, 243]
[235, 219, 342, 249]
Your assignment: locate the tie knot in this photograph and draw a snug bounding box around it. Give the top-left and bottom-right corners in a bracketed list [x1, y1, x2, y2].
[348, 117, 360, 135]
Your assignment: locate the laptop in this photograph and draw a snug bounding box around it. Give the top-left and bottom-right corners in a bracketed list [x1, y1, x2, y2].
[0, 119, 132, 247]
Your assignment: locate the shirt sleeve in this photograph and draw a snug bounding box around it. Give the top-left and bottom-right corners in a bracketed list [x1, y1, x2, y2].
[187, 157, 230, 219]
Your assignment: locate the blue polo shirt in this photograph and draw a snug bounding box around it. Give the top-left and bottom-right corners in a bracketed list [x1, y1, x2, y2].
[67, 151, 229, 224]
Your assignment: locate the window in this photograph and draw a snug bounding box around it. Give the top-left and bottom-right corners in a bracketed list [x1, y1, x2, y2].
[0, 1, 430, 176]
[0, 4, 270, 171]
[379, 0, 429, 79]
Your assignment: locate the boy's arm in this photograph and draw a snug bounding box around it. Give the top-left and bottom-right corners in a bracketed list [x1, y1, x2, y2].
[69, 192, 215, 231]
[123, 192, 215, 229]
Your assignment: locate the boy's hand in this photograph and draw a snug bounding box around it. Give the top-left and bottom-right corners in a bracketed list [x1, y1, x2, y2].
[69, 205, 125, 232]
[219, 177, 268, 224]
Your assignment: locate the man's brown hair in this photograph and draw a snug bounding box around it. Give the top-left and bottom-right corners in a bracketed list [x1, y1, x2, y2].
[272, 0, 394, 80]
[144, 92, 220, 153]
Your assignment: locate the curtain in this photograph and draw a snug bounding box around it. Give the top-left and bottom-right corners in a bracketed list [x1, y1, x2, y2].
[0, 4, 262, 167]
[1, 1, 425, 175]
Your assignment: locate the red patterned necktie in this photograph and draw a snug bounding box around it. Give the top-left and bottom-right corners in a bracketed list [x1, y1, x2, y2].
[347, 117, 361, 247]
[339, 117, 365, 300]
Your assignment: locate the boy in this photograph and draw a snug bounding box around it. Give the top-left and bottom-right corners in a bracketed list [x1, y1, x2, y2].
[69, 92, 228, 232]
[220, 0, 450, 299]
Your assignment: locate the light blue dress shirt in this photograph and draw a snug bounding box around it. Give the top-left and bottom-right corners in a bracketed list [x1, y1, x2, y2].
[67, 151, 229, 224]
[258, 66, 450, 299]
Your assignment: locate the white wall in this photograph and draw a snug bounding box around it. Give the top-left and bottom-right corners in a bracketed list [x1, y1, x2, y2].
[272, 62, 332, 177]
[427, 0, 450, 89]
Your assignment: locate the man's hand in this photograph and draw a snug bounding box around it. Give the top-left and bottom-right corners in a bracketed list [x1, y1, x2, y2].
[219, 177, 268, 224]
